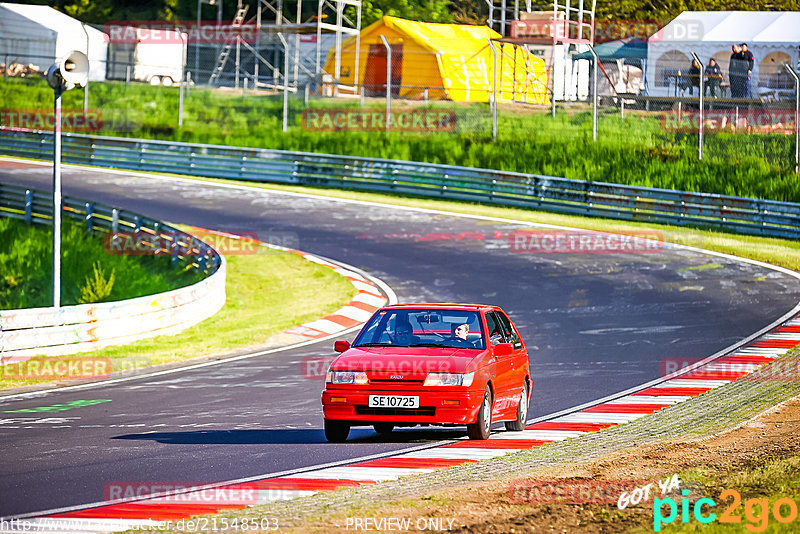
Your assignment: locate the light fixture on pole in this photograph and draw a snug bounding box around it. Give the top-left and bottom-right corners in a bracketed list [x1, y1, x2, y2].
[46, 50, 89, 309]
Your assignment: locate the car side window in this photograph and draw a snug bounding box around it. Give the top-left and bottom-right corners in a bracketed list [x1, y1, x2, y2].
[485, 312, 505, 345]
[495, 311, 520, 347]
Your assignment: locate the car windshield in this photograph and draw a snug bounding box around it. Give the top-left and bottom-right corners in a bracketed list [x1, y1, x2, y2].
[353, 309, 485, 350]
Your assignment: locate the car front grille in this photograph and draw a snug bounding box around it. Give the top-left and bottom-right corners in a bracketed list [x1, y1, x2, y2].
[354, 406, 436, 417]
[369, 378, 425, 385]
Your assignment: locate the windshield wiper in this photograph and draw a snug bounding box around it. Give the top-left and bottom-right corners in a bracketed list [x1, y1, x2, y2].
[409, 343, 453, 348]
[354, 342, 392, 347]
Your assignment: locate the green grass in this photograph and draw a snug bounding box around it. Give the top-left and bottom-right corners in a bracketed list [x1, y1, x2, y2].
[0, 217, 201, 309]
[2, 76, 798, 202]
[0, 246, 358, 388]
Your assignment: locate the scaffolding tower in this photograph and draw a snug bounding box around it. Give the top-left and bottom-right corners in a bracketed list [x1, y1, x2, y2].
[207, 0, 360, 93]
[492, 0, 596, 101]
[488, 0, 594, 42]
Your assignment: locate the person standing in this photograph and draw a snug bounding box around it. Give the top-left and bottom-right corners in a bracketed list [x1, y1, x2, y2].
[729, 44, 745, 98]
[705, 58, 722, 97]
[687, 58, 702, 96]
[741, 43, 755, 98]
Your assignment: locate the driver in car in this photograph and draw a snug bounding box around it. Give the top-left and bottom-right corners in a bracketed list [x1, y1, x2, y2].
[450, 323, 474, 348]
[393, 321, 419, 346]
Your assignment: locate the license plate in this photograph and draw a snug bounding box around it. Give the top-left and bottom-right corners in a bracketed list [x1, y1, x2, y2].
[368, 395, 419, 409]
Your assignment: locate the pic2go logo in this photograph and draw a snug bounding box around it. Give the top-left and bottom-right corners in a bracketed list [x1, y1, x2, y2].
[654, 489, 799, 532]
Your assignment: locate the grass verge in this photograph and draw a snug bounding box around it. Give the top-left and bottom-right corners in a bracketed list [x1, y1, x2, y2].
[0, 217, 201, 309]
[0, 245, 357, 389]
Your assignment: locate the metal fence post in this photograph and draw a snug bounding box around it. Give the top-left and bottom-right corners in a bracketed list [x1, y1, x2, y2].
[488, 38, 498, 140]
[279, 33, 289, 133]
[785, 64, 800, 173]
[692, 53, 704, 160]
[24, 189, 32, 225]
[85, 202, 93, 233]
[588, 45, 598, 142]
[380, 35, 392, 132]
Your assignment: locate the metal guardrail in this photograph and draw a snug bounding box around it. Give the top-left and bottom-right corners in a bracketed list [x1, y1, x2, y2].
[1, 128, 799, 239]
[0, 182, 226, 359]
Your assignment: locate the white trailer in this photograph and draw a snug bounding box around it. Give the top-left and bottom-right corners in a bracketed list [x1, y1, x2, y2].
[132, 28, 186, 86]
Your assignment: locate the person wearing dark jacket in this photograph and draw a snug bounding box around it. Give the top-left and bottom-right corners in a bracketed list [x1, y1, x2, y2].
[704, 58, 723, 97]
[741, 43, 755, 97]
[729, 44, 746, 98]
[687, 59, 702, 96]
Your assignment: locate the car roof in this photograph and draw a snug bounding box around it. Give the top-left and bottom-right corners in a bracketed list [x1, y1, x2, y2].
[381, 303, 498, 312]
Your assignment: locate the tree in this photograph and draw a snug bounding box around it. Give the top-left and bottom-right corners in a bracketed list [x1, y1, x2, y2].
[355, 0, 453, 27]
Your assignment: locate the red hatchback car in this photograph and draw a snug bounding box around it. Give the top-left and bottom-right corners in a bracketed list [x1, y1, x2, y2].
[321, 304, 532, 442]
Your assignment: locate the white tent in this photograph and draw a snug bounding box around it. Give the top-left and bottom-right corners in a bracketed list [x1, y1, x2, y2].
[646, 11, 800, 97]
[0, 3, 108, 81]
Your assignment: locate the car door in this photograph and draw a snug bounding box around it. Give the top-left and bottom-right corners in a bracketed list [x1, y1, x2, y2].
[485, 310, 515, 414]
[495, 310, 526, 404]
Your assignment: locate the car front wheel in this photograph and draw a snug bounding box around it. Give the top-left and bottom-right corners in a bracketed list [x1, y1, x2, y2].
[324, 420, 350, 442]
[467, 387, 492, 440]
[505, 381, 529, 431]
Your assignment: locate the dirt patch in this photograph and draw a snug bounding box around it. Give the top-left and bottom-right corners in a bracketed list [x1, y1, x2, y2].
[278, 395, 800, 533]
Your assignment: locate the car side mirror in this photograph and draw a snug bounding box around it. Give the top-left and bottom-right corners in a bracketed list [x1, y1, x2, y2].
[334, 340, 351, 353]
[494, 342, 513, 357]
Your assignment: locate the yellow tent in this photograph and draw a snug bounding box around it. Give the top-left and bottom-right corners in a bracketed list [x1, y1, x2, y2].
[324, 16, 549, 104]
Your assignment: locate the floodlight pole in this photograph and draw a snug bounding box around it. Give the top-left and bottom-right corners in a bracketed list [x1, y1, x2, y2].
[380, 35, 391, 132]
[488, 39, 498, 140]
[588, 45, 598, 142]
[52, 85, 63, 309]
[785, 64, 799, 173]
[692, 52, 704, 160]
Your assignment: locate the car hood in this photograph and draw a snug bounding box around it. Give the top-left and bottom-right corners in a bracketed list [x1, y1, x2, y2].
[331, 346, 483, 378]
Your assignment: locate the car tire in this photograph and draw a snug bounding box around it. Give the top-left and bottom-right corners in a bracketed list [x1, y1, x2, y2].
[149, 76, 161, 86]
[324, 420, 350, 442]
[373, 423, 394, 435]
[161, 76, 174, 87]
[505, 381, 529, 431]
[467, 387, 492, 440]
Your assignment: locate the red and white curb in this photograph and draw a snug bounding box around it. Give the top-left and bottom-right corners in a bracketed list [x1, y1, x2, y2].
[10, 314, 800, 532]
[281, 252, 386, 340]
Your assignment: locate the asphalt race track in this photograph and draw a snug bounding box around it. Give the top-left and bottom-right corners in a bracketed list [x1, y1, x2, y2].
[2, 161, 800, 517]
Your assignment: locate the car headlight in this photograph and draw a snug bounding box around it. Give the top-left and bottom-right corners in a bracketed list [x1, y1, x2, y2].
[326, 370, 369, 385]
[423, 372, 475, 387]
